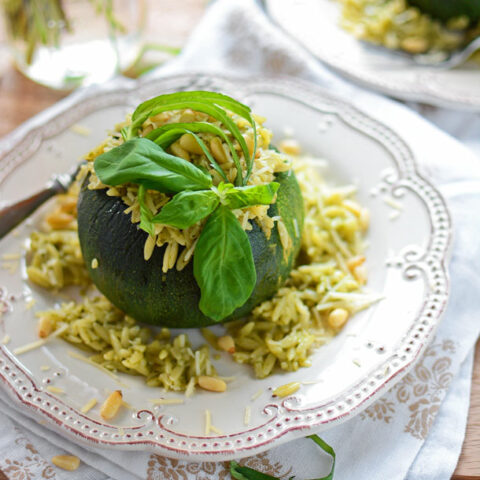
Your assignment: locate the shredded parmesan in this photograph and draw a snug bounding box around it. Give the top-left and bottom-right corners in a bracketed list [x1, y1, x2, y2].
[148, 398, 184, 405]
[13, 324, 68, 355]
[80, 398, 97, 413]
[67, 350, 126, 385]
[24, 298, 36, 310]
[46, 386, 65, 394]
[251, 389, 263, 401]
[70, 124, 91, 136]
[204, 409, 211, 435]
[1, 334, 10, 345]
[383, 196, 403, 211]
[40, 365, 51, 371]
[244, 406, 251, 426]
[1, 253, 21, 260]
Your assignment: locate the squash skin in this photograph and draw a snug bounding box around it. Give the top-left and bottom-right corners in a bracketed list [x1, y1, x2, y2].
[407, 0, 480, 23]
[77, 171, 304, 328]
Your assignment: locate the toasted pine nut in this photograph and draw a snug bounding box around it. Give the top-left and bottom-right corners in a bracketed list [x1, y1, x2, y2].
[359, 208, 370, 231]
[217, 335, 235, 354]
[346, 255, 365, 272]
[46, 211, 74, 229]
[179, 133, 204, 155]
[272, 382, 301, 398]
[59, 197, 77, 213]
[142, 124, 154, 135]
[179, 110, 195, 123]
[279, 139, 301, 156]
[210, 137, 228, 164]
[100, 390, 123, 420]
[198, 376, 227, 393]
[353, 264, 367, 285]
[401, 37, 428, 54]
[243, 134, 255, 157]
[328, 308, 349, 329]
[170, 142, 190, 162]
[51, 455, 80, 471]
[37, 316, 54, 339]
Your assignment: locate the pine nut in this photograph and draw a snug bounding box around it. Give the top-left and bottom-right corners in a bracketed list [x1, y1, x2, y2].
[100, 390, 123, 420]
[210, 137, 228, 164]
[179, 133, 204, 155]
[170, 142, 190, 162]
[272, 382, 301, 397]
[46, 211, 74, 229]
[243, 134, 255, 156]
[346, 255, 365, 272]
[353, 264, 367, 285]
[401, 37, 428, 54]
[198, 376, 227, 393]
[328, 308, 349, 329]
[51, 455, 80, 471]
[37, 315, 54, 338]
[179, 110, 195, 123]
[279, 139, 301, 156]
[217, 335, 235, 353]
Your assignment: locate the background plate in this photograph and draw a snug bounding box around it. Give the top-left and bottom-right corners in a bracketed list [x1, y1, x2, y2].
[264, 0, 480, 111]
[0, 73, 451, 461]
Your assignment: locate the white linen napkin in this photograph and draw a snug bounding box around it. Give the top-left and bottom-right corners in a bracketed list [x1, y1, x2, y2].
[1, 0, 479, 478]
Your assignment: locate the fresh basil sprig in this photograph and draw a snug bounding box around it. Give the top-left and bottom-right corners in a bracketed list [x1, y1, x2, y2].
[127, 91, 257, 185]
[230, 435, 336, 480]
[93, 92, 282, 321]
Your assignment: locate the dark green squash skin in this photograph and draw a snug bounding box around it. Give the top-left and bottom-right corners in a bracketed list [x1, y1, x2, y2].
[407, 0, 480, 23]
[77, 171, 304, 328]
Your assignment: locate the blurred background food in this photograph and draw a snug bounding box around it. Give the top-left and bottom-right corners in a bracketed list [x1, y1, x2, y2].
[337, 0, 480, 55]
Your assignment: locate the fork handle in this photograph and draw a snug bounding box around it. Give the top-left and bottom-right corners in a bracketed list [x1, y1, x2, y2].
[0, 182, 64, 239]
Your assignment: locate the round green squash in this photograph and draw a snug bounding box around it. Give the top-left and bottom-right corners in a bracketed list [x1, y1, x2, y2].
[77, 171, 304, 328]
[407, 0, 480, 23]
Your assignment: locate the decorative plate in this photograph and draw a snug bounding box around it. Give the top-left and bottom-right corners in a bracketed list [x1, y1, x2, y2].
[0, 73, 451, 461]
[264, 0, 480, 111]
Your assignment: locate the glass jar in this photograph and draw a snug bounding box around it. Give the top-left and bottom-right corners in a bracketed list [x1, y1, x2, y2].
[2, 0, 145, 90]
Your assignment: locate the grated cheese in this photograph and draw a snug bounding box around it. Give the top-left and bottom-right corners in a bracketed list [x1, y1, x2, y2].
[1, 334, 10, 345]
[148, 398, 184, 405]
[13, 324, 68, 355]
[244, 406, 251, 426]
[251, 389, 263, 401]
[46, 386, 65, 394]
[80, 398, 98, 413]
[70, 124, 91, 136]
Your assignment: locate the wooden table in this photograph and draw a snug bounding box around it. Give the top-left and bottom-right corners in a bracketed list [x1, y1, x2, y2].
[0, 2, 479, 478]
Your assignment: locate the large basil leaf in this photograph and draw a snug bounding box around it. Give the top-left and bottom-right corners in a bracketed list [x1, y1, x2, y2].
[151, 190, 219, 230]
[193, 205, 256, 321]
[94, 137, 212, 193]
[221, 182, 279, 210]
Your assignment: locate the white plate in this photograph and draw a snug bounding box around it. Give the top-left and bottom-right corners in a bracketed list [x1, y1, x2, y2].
[0, 73, 451, 461]
[265, 0, 480, 111]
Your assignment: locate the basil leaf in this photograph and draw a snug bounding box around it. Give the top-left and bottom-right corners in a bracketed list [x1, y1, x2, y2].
[129, 92, 256, 185]
[230, 435, 335, 480]
[138, 185, 156, 236]
[94, 137, 212, 193]
[221, 182, 279, 210]
[151, 190, 219, 230]
[194, 205, 256, 321]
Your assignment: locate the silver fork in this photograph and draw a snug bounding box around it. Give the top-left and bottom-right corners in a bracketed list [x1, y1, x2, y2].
[411, 35, 480, 68]
[0, 165, 81, 239]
